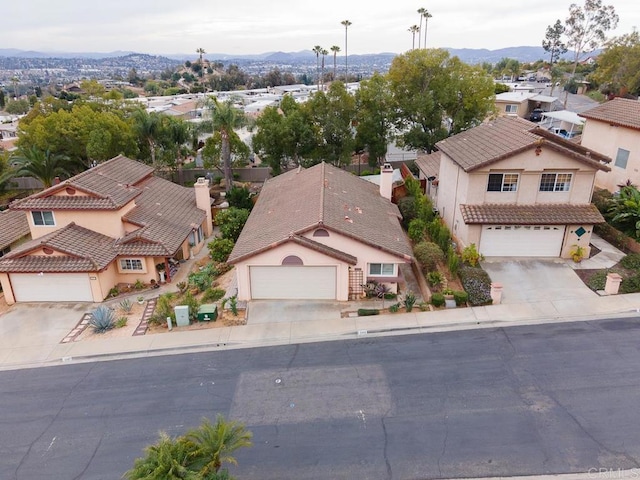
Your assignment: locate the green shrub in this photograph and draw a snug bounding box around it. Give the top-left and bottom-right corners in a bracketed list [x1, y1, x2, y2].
[408, 218, 427, 243]
[156, 293, 176, 321]
[215, 207, 250, 242]
[461, 243, 483, 267]
[447, 248, 460, 277]
[453, 290, 468, 306]
[397, 196, 417, 228]
[108, 286, 119, 298]
[458, 265, 493, 306]
[621, 253, 640, 270]
[587, 271, 608, 291]
[182, 291, 200, 323]
[418, 302, 430, 311]
[115, 316, 128, 328]
[403, 291, 417, 312]
[208, 237, 235, 262]
[430, 292, 445, 307]
[133, 279, 145, 290]
[89, 306, 115, 333]
[414, 241, 445, 271]
[427, 271, 444, 288]
[227, 185, 254, 210]
[621, 274, 640, 294]
[384, 292, 397, 300]
[426, 218, 452, 253]
[592, 188, 613, 215]
[201, 287, 226, 303]
[389, 303, 400, 313]
[357, 308, 380, 316]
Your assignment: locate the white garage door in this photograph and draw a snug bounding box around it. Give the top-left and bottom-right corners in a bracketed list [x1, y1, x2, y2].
[10, 273, 93, 302]
[480, 225, 565, 257]
[250, 266, 337, 300]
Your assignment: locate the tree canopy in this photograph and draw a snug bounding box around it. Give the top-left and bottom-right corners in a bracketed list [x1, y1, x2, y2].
[591, 30, 640, 97]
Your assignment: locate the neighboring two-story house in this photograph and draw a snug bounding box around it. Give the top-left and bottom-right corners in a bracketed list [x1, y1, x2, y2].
[435, 116, 610, 258]
[579, 97, 640, 193]
[228, 162, 414, 301]
[0, 155, 213, 304]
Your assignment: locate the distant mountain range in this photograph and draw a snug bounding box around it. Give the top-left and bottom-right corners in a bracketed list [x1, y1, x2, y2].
[0, 46, 579, 65]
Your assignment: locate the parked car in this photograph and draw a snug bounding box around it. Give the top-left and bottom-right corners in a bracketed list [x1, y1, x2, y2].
[529, 108, 544, 122]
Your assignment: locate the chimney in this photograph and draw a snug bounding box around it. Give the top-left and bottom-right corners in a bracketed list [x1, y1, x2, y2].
[54, 177, 60, 185]
[194, 177, 213, 236]
[379, 163, 393, 200]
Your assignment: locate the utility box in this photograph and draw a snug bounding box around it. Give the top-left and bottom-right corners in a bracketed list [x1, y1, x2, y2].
[174, 305, 190, 327]
[197, 304, 218, 322]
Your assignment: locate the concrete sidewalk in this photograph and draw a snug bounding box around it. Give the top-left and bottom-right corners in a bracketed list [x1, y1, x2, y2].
[2, 288, 639, 372]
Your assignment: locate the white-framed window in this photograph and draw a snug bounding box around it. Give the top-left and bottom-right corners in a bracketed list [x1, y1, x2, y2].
[32, 211, 55, 226]
[369, 263, 395, 276]
[189, 225, 204, 246]
[487, 173, 519, 192]
[120, 258, 144, 271]
[539, 172, 572, 192]
[615, 148, 630, 169]
[505, 104, 518, 114]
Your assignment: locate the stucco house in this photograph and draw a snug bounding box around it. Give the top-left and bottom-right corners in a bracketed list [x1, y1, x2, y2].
[495, 91, 556, 120]
[579, 98, 640, 193]
[434, 116, 610, 258]
[228, 162, 414, 301]
[0, 155, 213, 304]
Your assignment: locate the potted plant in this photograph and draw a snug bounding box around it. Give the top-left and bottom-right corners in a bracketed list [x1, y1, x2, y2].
[570, 245, 585, 263]
[137, 296, 145, 305]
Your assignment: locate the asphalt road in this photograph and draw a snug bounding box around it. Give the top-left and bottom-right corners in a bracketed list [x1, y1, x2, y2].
[3, 318, 640, 480]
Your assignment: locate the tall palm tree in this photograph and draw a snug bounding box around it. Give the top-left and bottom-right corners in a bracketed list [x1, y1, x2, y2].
[196, 48, 206, 64]
[320, 48, 328, 90]
[422, 10, 433, 47]
[408, 25, 420, 50]
[206, 97, 246, 192]
[124, 432, 193, 480]
[417, 8, 426, 49]
[330, 45, 340, 80]
[184, 415, 253, 477]
[11, 147, 80, 188]
[341, 20, 352, 82]
[312, 45, 323, 91]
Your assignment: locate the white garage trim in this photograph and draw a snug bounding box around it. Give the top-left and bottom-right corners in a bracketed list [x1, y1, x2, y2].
[10, 273, 93, 302]
[480, 225, 565, 257]
[250, 266, 337, 300]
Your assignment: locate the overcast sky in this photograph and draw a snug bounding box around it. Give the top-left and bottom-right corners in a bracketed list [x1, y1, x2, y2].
[3, 1, 638, 56]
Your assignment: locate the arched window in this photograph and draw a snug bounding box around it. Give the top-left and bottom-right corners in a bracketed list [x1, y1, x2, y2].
[313, 228, 329, 237]
[282, 255, 303, 265]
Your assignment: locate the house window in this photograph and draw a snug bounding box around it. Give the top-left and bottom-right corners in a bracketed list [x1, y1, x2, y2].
[505, 104, 518, 114]
[540, 173, 572, 192]
[32, 211, 55, 226]
[615, 148, 630, 169]
[487, 173, 519, 192]
[189, 226, 204, 246]
[369, 263, 395, 276]
[120, 258, 144, 271]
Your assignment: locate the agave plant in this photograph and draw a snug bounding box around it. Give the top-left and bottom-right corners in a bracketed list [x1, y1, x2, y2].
[89, 306, 115, 333]
[119, 298, 133, 314]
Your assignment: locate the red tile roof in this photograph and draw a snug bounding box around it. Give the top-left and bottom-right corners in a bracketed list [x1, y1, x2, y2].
[228, 162, 413, 264]
[459, 203, 604, 225]
[0, 209, 30, 250]
[579, 97, 640, 131]
[436, 116, 610, 173]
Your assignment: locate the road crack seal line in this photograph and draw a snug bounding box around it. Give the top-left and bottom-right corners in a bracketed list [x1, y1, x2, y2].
[286, 344, 299, 369]
[437, 382, 450, 477]
[381, 417, 392, 479]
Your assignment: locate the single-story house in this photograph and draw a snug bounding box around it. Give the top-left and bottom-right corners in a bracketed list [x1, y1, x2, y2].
[228, 162, 414, 301]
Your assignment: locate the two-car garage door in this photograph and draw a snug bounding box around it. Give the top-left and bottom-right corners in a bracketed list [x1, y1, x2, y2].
[480, 225, 565, 257]
[249, 266, 336, 300]
[10, 273, 94, 302]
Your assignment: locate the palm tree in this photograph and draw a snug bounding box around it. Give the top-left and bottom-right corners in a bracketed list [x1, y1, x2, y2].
[330, 45, 340, 80]
[206, 97, 246, 192]
[124, 432, 193, 480]
[408, 25, 420, 50]
[422, 10, 433, 47]
[417, 8, 427, 49]
[312, 45, 323, 91]
[341, 20, 352, 82]
[320, 48, 328, 90]
[11, 147, 80, 188]
[196, 48, 206, 64]
[184, 415, 253, 477]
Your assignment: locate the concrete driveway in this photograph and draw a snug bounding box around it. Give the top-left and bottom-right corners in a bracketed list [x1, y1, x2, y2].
[0, 303, 91, 369]
[247, 300, 345, 324]
[481, 258, 597, 304]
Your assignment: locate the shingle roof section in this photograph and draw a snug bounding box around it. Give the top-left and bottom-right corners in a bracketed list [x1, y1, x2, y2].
[0, 209, 30, 250]
[0, 223, 118, 273]
[459, 203, 604, 225]
[415, 151, 441, 179]
[436, 116, 610, 172]
[10, 155, 152, 211]
[579, 97, 640, 131]
[228, 163, 413, 263]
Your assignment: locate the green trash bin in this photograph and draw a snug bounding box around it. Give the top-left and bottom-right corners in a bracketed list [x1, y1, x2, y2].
[197, 304, 218, 322]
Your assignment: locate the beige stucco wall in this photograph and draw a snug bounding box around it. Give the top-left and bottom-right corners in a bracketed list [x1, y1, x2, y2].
[28, 201, 137, 239]
[495, 100, 528, 118]
[0, 273, 15, 304]
[560, 224, 593, 258]
[581, 120, 639, 193]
